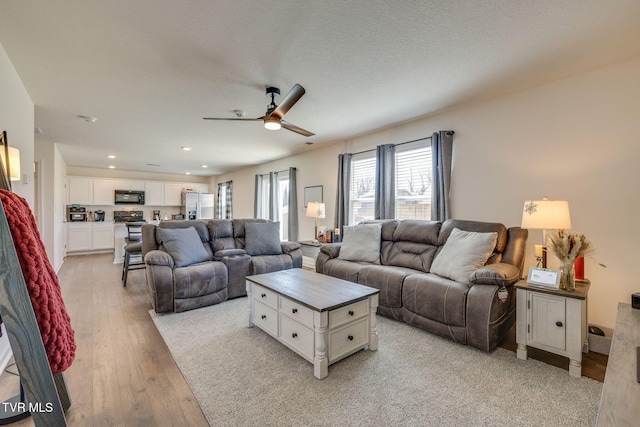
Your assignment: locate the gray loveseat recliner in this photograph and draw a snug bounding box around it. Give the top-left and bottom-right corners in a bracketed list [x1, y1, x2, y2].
[142, 219, 302, 313]
[316, 219, 528, 351]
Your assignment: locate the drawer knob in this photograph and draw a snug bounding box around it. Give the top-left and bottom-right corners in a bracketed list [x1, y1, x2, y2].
[261, 293, 266, 298]
[261, 314, 266, 320]
[292, 308, 298, 314]
[292, 332, 298, 339]
[348, 310, 354, 316]
[348, 335, 354, 341]
[556, 321, 563, 327]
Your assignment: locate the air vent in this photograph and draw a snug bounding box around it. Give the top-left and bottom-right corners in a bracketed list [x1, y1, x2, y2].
[34, 126, 43, 135]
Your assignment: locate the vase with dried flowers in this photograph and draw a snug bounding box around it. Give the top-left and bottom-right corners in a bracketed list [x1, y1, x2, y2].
[546, 230, 605, 291]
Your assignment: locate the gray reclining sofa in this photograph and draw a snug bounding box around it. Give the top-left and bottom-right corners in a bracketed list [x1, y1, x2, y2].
[142, 219, 302, 313]
[316, 219, 528, 351]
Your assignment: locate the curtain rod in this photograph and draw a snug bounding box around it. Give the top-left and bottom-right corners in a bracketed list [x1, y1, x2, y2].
[347, 135, 432, 157]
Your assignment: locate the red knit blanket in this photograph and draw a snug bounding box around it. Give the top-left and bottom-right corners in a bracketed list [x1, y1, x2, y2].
[0, 190, 75, 375]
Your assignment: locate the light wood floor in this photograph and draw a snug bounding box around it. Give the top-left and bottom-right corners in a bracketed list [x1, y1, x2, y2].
[0, 253, 208, 427]
[0, 254, 607, 426]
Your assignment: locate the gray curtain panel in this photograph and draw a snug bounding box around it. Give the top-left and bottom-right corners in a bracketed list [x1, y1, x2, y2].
[375, 144, 396, 219]
[224, 181, 233, 220]
[254, 174, 263, 218]
[269, 171, 278, 221]
[431, 130, 454, 221]
[287, 167, 298, 241]
[334, 153, 352, 235]
[217, 181, 233, 219]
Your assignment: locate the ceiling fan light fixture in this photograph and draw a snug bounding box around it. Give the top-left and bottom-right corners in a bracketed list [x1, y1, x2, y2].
[264, 117, 281, 131]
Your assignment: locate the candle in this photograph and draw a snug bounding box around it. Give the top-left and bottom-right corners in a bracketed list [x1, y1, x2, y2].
[534, 245, 543, 257]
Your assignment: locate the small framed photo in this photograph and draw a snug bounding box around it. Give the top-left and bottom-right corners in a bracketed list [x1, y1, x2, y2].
[527, 267, 561, 289]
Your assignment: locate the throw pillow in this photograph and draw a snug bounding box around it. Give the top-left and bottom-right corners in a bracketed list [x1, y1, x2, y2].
[157, 226, 210, 268]
[430, 227, 498, 284]
[244, 222, 283, 256]
[338, 223, 382, 264]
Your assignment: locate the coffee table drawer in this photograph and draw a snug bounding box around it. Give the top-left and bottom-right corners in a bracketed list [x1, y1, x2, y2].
[329, 317, 369, 362]
[253, 284, 278, 310]
[280, 315, 314, 361]
[253, 301, 278, 337]
[280, 295, 314, 328]
[329, 299, 369, 328]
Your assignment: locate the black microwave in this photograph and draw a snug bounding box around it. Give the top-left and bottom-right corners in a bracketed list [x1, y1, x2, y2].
[115, 190, 145, 205]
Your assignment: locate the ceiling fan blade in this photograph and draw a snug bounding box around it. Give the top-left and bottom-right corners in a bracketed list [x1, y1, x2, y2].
[281, 120, 315, 137]
[271, 84, 305, 119]
[202, 117, 262, 121]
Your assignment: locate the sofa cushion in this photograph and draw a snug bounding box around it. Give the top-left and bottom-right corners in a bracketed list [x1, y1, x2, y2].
[338, 223, 382, 264]
[402, 273, 469, 327]
[250, 254, 294, 275]
[358, 265, 421, 308]
[430, 228, 497, 284]
[157, 226, 211, 267]
[173, 261, 228, 299]
[382, 221, 441, 270]
[244, 222, 283, 256]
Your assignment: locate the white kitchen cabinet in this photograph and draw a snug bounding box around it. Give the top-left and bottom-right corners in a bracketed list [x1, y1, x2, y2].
[92, 179, 113, 205]
[68, 177, 93, 205]
[129, 180, 145, 191]
[92, 222, 115, 249]
[144, 181, 165, 206]
[67, 223, 93, 252]
[515, 280, 590, 378]
[67, 222, 115, 252]
[164, 183, 186, 206]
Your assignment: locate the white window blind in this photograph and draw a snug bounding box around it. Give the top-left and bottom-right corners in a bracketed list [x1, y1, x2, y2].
[349, 154, 376, 224]
[395, 144, 431, 220]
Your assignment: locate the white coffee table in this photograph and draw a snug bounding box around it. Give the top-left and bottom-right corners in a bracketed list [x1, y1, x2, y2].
[246, 268, 379, 379]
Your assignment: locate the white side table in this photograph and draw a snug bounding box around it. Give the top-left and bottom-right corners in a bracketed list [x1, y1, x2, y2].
[298, 240, 323, 270]
[515, 280, 590, 378]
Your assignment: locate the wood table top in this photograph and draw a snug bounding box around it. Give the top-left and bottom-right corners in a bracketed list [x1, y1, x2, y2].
[246, 269, 379, 312]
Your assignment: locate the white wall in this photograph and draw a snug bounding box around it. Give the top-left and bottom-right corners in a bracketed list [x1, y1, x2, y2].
[218, 56, 640, 330]
[0, 42, 34, 205]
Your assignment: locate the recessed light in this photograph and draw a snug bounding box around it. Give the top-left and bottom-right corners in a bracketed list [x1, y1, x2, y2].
[108, 165, 115, 169]
[107, 155, 116, 159]
[185, 172, 191, 175]
[181, 146, 192, 151]
[201, 164, 208, 168]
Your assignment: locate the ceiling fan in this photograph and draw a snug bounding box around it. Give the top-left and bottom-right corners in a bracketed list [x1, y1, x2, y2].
[203, 84, 315, 137]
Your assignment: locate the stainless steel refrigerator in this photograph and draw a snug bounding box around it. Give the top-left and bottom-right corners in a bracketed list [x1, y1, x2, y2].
[181, 192, 215, 220]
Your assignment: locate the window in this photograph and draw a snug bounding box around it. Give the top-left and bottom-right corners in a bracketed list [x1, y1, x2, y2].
[346, 142, 432, 224]
[348, 154, 376, 224]
[395, 144, 431, 220]
[256, 171, 291, 241]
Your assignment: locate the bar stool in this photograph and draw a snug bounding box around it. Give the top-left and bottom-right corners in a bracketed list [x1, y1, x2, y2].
[122, 222, 146, 287]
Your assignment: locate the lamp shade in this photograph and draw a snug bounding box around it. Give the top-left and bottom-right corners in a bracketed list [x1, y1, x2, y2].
[521, 199, 571, 230]
[306, 202, 325, 219]
[0, 146, 20, 181]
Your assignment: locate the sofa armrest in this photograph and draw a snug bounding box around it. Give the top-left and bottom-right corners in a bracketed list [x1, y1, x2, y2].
[214, 248, 247, 260]
[144, 249, 175, 268]
[281, 241, 301, 253]
[320, 243, 342, 259]
[144, 250, 175, 313]
[470, 263, 520, 287]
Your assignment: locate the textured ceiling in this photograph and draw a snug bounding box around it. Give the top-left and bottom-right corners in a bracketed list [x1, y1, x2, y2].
[1, 0, 639, 176]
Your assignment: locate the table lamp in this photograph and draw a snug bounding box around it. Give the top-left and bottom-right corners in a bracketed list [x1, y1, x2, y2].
[306, 201, 325, 243]
[521, 198, 571, 268]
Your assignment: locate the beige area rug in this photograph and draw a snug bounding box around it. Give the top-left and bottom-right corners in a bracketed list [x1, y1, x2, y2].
[150, 298, 602, 427]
